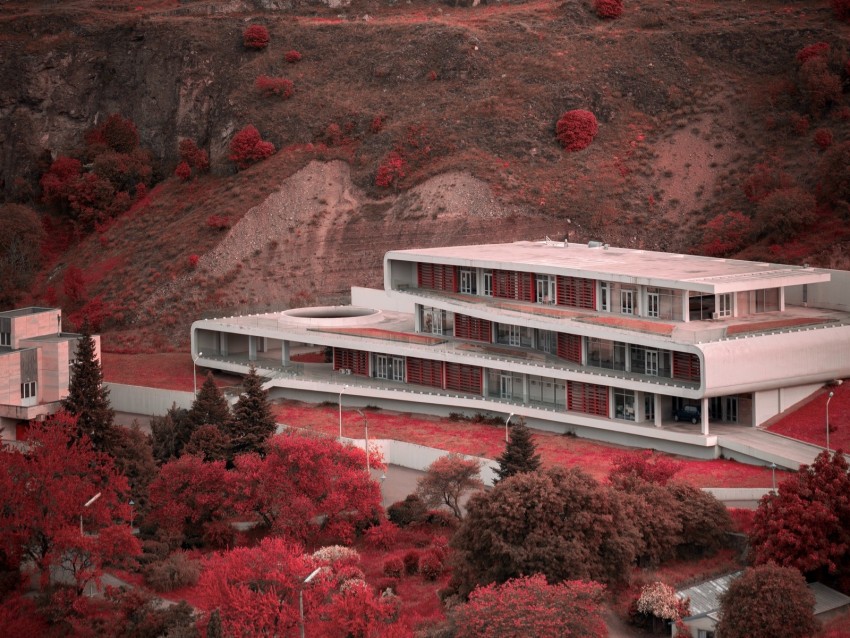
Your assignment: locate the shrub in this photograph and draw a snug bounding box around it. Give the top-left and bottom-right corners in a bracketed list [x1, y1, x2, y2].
[742, 163, 793, 202]
[285, 49, 302, 63]
[85, 113, 140, 154]
[792, 114, 810, 135]
[242, 25, 269, 50]
[383, 557, 404, 578]
[595, 0, 623, 19]
[325, 123, 344, 146]
[426, 70, 438, 81]
[63, 266, 86, 304]
[796, 42, 831, 64]
[418, 550, 443, 580]
[179, 138, 209, 174]
[312, 545, 361, 567]
[375, 151, 406, 188]
[188, 254, 200, 269]
[701, 211, 753, 256]
[144, 552, 201, 592]
[555, 110, 598, 151]
[370, 113, 386, 134]
[403, 551, 420, 575]
[255, 76, 294, 99]
[363, 521, 399, 550]
[174, 161, 191, 182]
[819, 141, 850, 207]
[228, 125, 276, 170]
[425, 509, 457, 528]
[206, 215, 232, 230]
[387, 494, 428, 527]
[814, 128, 834, 149]
[754, 187, 817, 241]
[798, 58, 842, 114]
[832, 0, 850, 22]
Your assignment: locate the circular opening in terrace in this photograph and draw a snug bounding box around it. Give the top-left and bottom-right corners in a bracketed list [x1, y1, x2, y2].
[283, 306, 379, 319]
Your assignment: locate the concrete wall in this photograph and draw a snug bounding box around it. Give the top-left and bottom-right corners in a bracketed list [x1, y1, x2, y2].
[0, 351, 20, 404]
[106, 383, 194, 415]
[786, 268, 850, 313]
[351, 287, 416, 314]
[753, 382, 822, 427]
[11, 309, 60, 349]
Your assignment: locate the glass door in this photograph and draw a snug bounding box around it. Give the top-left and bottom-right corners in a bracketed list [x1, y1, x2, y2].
[621, 290, 634, 315]
[500, 374, 513, 399]
[645, 350, 658, 376]
[647, 292, 659, 318]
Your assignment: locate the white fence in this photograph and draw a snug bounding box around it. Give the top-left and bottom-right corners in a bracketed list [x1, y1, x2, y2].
[107, 383, 194, 415]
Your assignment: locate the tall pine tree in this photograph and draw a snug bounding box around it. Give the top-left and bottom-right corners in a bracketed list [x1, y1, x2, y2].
[494, 418, 541, 483]
[228, 365, 276, 457]
[183, 372, 232, 451]
[62, 319, 115, 451]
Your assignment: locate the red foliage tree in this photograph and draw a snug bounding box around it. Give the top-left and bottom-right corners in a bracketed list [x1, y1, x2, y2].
[555, 110, 599, 151]
[40, 156, 82, 211]
[178, 138, 210, 174]
[255, 75, 294, 99]
[796, 42, 831, 64]
[834, 0, 850, 21]
[594, 0, 623, 19]
[63, 265, 87, 304]
[228, 125, 276, 170]
[233, 432, 383, 545]
[608, 450, 683, 487]
[285, 49, 302, 63]
[754, 186, 816, 241]
[814, 128, 834, 149]
[242, 24, 270, 50]
[174, 161, 191, 182]
[742, 162, 793, 203]
[451, 574, 607, 638]
[147, 455, 234, 548]
[751, 450, 850, 585]
[85, 113, 140, 154]
[416, 454, 483, 520]
[700, 211, 753, 256]
[0, 413, 139, 592]
[717, 564, 817, 638]
[375, 151, 406, 188]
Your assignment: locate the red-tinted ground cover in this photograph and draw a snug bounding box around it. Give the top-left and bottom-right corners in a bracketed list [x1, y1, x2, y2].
[315, 327, 446, 345]
[102, 352, 242, 392]
[725, 316, 834, 336]
[767, 383, 850, 451]
[274, 402, 784, 488]
[578, 315, 675, 336]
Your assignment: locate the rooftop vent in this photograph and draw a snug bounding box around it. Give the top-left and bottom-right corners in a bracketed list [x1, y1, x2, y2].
[587, 240, 604, 248]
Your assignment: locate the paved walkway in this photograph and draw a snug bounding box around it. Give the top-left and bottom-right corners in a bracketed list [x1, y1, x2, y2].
[714, 425, 829, 469]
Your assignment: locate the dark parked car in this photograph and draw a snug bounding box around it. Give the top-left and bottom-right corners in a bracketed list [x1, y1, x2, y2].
[674, 405, 701, 424]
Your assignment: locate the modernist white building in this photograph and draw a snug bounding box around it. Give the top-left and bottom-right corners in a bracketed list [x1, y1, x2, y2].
[191, 241, 850, 463]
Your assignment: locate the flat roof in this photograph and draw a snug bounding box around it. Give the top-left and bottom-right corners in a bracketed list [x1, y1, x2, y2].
[0, 306, 56, 318]
[386, 241, 832, 293]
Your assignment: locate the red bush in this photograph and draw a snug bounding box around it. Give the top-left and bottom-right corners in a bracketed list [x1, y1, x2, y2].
[188, 254, 200, 268]
[370, 113, 386, 134]
[40, 156, 82, 207]
[555, 109, 599, 151]
[403, 551, 420, 575]
[254, 76, 294, 99]
[85, 113, 140, 154]
[285, 49, 302, 63]
[792, 114, 810, 135]
[594, 0, 623, 19]
[206, 215, 232, 230]
[325, 123, 344, 146]
[796, 42, 831, 64]
[701, 211, 753, 256]
[426, 70, 438, 81]
[418, 550, 443, 580]
[363, 521, 399, 550]
[174, 161, 191, 181]
[375, 151, 406, 188]
[382, 557, 404, 578]
[228, 125, 276, 170]
[242, 25, 269, 50]
[179, 138, 210, 174]
[63, 265, 86, 304]
[742, 163, 793, 202]
[814, 128, 834, 149]
[832, 0, 850, 21]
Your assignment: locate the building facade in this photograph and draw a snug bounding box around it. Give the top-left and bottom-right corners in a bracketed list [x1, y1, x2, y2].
[191, 241, 850, 459]
[0, 307, 96, 442]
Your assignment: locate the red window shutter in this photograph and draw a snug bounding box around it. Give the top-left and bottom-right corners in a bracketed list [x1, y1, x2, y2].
[567, 381, 609, 417]
[557, 333, 582, 363]
[333, 348, 369, 375]
[445, 363, 482, 394]
[557, 276, 596, 309]
[672, 352, 701, 382]
[406, 357, 444, 388]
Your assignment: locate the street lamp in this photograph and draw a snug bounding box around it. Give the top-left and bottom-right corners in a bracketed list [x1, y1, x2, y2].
[357, 409, 370, 474]
[81, 492, 101, 536]
[505, 413, 515, 444]
[770, 463, 776, 494]
[338, 384, 349, 439]
[129, 499, 135, 530]
[826, 391, 834, 453]
[192, 351, 203, 397]
[299, 567, 323, 638]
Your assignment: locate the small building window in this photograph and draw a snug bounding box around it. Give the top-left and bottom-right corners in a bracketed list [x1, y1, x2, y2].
[21, 381, 37, 399]
[459, 269, 476, 295]
[482, 271, 493, 297]
[0, 330, 10, 346]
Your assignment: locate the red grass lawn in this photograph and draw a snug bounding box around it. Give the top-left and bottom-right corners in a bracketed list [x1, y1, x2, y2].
[273, 402, 785, 488]
[578, 315, 675, 336]
[101, 352, 243, 392]
[725, 316, 834, 336]
[767, 383, 850, 451]
[314, 327, 446, 345]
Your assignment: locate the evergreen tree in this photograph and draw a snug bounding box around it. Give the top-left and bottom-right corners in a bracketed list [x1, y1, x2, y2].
[150, 403, 188, 463]
[494, 419, 541, 483]
[229, 365, 276, 457]
[183, 372, 232, 450]
[62, 319, 115, 451]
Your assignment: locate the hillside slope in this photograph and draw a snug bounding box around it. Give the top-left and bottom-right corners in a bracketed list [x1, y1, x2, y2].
[1, 0, 848, 349]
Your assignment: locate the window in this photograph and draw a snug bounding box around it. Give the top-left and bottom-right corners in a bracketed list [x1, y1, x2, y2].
[621, 289, 634, 315]
[374, 355, 404, 382]
[459, 269, 476, 295]
[536, 275, 556, 304]
[0, 330, 9, 346]
[21, 381, 36, 399]
[614, 388, 635, 421]
[698, 631, 715, 638]
[483, 271, 493, 297]
[587, 338, 626, 371]
[647, 292, 659, 318]
[600, 282, 610, 312]
[717, 293, 732, 318]
[421, 307, 444, 335]
[536, 330, 557, 355]
[644, 393, 655, 422]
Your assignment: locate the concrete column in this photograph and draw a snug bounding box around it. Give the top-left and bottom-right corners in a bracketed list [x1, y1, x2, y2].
[281, 340, 290, 365]
[683, 293, 691, 322]
[701, 397, 710, 436]
[654, 394, 662, 427]
[248, 336, 257, 362]
[522, 374, 529, 404]
[779, 287, 785, 311]
[414, 304, 421, 333]
[261, 337, 268, 353]
[219, 332, 228, 356]
[482, 369, 489, 397]
[635, 392, 645, 423]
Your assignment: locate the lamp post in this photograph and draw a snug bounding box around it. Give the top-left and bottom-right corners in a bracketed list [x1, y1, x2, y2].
[505, 413, 515, 444]
[80, 492, 101, 536]
[299, 567, 323, 638]
[826, 391, 834, 453]
[338, 384, 349, 439]
[770, 463, 776, 494]
[192, 351, 203, 397]
[357, 409, 370, 474]
[129, 499, 135, 530]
